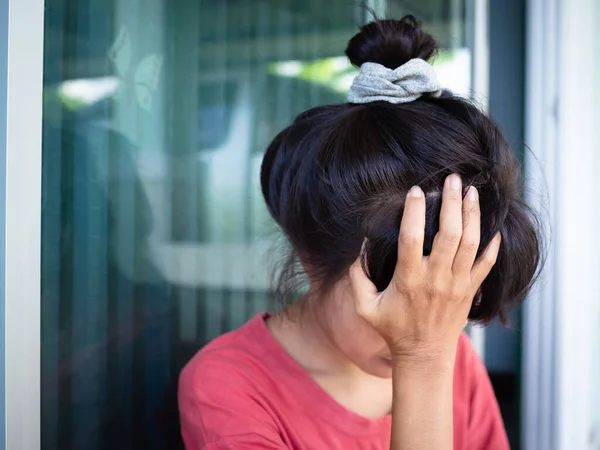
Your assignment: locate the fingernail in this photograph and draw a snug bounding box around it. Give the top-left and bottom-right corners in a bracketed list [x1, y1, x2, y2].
[467, 186, 478, 201]
[448, 174, 461, 190]
[409, 186, 423, 198]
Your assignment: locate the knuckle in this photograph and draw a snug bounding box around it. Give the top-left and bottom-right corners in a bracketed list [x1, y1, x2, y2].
[392, 275, 418, 295]
[466, 207, 480, 222]
[481, 252, 498, 268]
[469, 202, 481, 214]
[461, 238, 480, 253]
[399, 230, 423, 247]
[441, 229, 462, 245]
[427, 282, 445, 299]
[354, 303, 370, 319]
[486, 254, 499, 267]
[450, 282, 468, 300]
[446, 191, 462, 202]
[354, 297, 378, 321]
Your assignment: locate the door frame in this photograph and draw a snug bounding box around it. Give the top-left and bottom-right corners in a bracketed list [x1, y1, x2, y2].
[3, 0, 44, 448]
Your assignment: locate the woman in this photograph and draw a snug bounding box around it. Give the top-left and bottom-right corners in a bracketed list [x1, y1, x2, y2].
[179, 16, 541, 449]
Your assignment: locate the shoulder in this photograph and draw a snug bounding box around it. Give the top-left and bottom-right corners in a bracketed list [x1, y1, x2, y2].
[454, 332, 492, 400]
[179, 315, 270, 403]
[453, 331, 510, 449]
[455, 332, 484, 373]
[178, 315, 286, 447]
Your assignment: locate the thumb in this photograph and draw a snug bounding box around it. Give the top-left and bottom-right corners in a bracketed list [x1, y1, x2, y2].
[348, 257, 381, 321]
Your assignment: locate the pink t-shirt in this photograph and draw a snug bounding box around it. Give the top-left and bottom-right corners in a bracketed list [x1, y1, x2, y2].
[178, 314, 510, 449]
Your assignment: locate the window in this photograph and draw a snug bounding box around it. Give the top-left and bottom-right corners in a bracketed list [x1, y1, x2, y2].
[40, 1, 471, 449]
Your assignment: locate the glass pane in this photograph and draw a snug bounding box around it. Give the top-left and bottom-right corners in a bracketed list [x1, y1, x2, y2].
[41, 1, 470, 449]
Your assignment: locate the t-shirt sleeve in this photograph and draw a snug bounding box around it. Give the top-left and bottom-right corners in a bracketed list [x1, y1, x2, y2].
[458, 334, 511, 450]
[178, 357, 288, 450]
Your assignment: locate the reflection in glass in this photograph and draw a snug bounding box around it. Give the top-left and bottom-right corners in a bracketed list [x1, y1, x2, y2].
[41, 1, 469, 449]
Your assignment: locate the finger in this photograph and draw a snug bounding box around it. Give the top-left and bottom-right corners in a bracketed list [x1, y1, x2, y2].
[349, 256, 380, 319]
[395, 186, 426, 278]
[452, 186, 481, 275]
[470, 233, 502, 286]
[429, 174, 464, 268]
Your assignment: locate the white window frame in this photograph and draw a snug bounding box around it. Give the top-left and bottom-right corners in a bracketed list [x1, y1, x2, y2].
[4, 0, 44, 449]
[523, 0, 599, 449]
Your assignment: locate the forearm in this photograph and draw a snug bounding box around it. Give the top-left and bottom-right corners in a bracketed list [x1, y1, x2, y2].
[389, 353, 456, 450]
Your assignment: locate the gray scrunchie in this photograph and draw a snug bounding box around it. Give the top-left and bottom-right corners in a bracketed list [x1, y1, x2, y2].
[347, 59, 443, 104]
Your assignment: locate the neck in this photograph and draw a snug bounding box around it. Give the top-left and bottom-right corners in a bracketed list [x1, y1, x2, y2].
[268, 297, 394, 419]
[270, 296, 361, 378]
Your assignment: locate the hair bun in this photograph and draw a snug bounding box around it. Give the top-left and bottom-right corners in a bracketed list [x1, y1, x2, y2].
[345, 15, 438, 70]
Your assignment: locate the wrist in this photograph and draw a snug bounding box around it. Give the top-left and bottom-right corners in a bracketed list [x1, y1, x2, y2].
[389, 341, 458, 376]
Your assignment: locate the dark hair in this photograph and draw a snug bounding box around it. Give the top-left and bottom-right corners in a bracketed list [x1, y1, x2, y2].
[260, 15, 542, 323]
